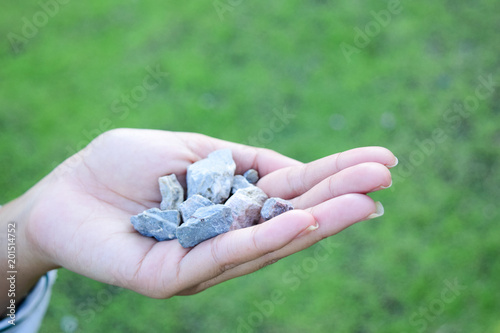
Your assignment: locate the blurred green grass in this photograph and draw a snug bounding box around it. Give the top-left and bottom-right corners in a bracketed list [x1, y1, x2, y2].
[1, 0, 499, 332]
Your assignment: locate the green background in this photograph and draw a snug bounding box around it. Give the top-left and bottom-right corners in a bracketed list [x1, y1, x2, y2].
[1, 0, 499, 332]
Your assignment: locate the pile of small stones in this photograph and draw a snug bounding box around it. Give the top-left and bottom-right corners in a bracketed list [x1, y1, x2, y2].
[130, 149, 294, 248]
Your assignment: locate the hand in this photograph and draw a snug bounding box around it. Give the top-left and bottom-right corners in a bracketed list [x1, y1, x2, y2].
[2, 128, 396, 301]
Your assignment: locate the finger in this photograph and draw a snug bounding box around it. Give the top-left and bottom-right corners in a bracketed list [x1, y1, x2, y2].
[174, 209, 317, 294]
[180, 193, 381, 294]
[251, 195, 382, 269]
[257, 147, 397, 199]
[176, 132, 302, 176]
[291, 162, 392, 209]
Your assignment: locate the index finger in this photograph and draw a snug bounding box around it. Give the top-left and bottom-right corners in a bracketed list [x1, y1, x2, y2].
[257, 147, 397, 199]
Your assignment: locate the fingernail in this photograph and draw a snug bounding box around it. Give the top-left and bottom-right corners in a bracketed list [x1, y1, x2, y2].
[387, 157, 399, 168]
[295, 221, 319, 239]
[380, 180, 393, 189]
[367, 202, 384, 220]
[306, 222, 319, 231]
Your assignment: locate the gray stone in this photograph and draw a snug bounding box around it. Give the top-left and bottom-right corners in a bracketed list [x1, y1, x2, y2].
[178, 194, 214, 223]
[131, 208, 180, 241]
[186, 149, 236, 204]
[231, 175, 252, 195]
[243, 169, 259, 184]
[225, 186, 268, 230]
[176, 205, 233, 248]
[159, 174, 184, 210]
[261, 198, 294, 221]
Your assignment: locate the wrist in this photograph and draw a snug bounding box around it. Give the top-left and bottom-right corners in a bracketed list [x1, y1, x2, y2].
[1, 179, 59, 314]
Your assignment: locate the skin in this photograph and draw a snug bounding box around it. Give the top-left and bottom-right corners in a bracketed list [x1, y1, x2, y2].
[0, 128, 396, 313]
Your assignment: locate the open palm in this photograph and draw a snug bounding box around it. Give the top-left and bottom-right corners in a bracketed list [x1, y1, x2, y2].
[27, 128, 395, 298]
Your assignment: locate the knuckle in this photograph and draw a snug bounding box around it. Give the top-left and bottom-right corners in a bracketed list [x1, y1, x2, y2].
[209, 234, 236, 275]
[328, 175, 338, 198]
[259, 258, 280, 270]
